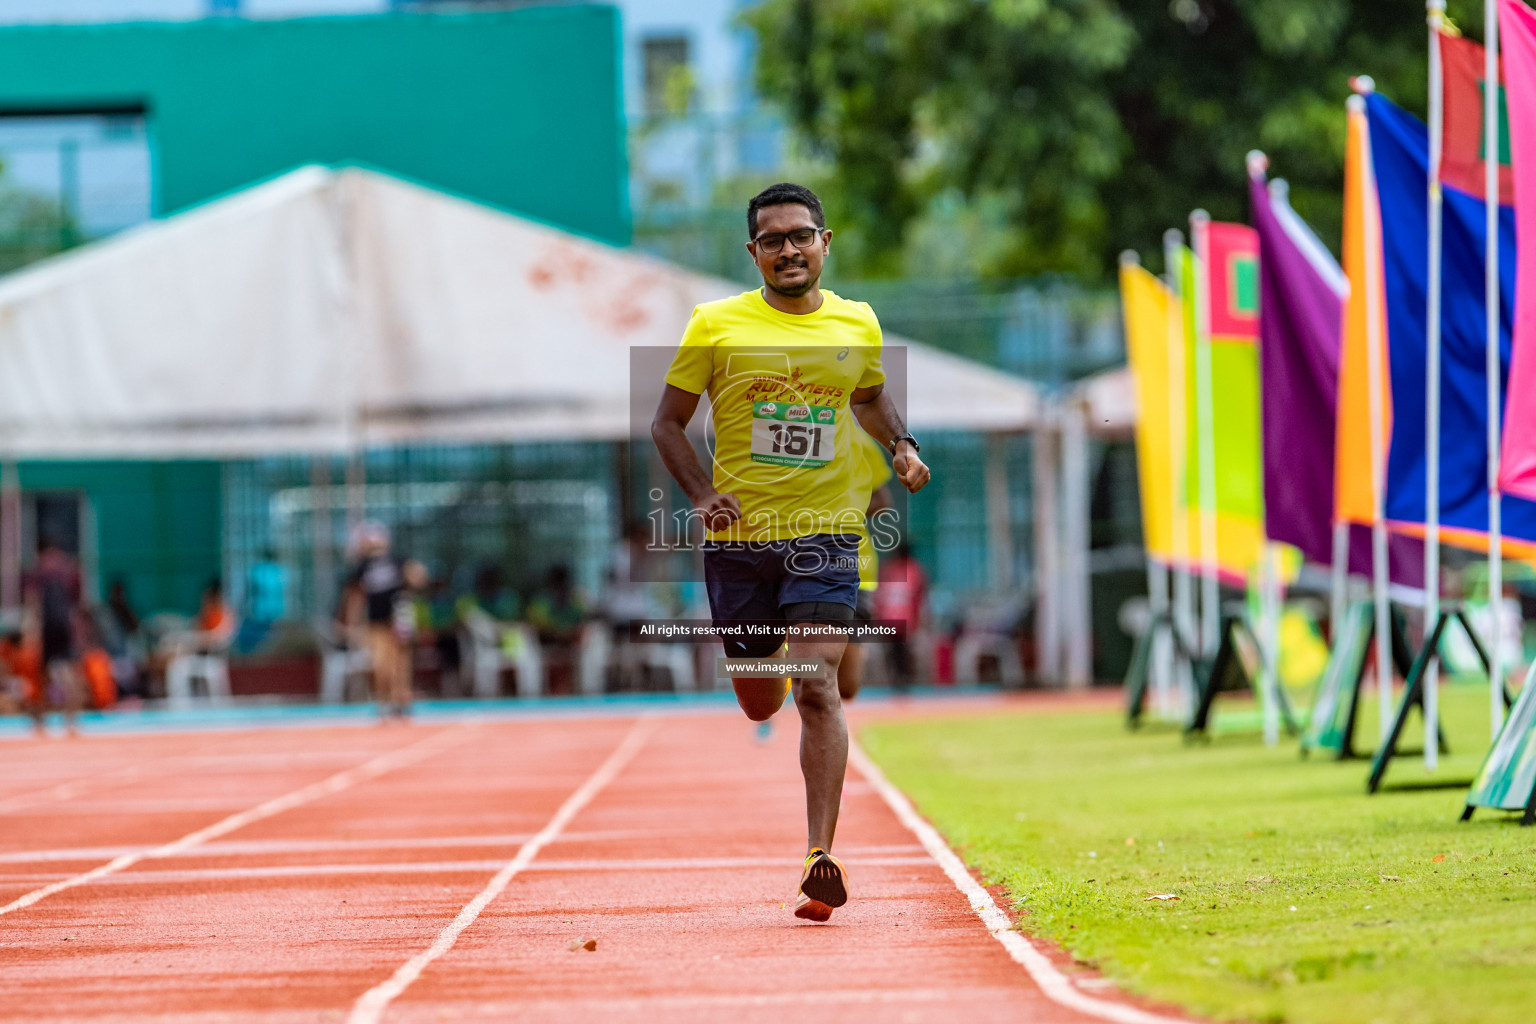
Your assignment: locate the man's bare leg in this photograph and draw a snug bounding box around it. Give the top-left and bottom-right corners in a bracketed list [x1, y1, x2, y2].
[787, 634, 848, 854]
[732, 644, 791, 722]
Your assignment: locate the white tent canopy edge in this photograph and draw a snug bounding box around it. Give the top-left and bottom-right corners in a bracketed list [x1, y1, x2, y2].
[0, 165, 1040, 459]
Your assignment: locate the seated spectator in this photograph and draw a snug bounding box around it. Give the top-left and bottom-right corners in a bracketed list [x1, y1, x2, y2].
[97, 578, 146, 699]
[196, 579, 236, 643]
[107, 578, 140, 638]
[457, 565, 520, 624]
[526, 564, 587, 695]
[0, 624, 40, 719]
[237, 550, 288, 653]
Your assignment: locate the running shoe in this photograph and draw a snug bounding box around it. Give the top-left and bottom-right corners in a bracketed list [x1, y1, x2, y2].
[793, 848, 848, 922]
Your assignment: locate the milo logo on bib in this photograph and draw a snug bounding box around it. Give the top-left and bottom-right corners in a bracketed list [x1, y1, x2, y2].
[751, 400, 836, 468]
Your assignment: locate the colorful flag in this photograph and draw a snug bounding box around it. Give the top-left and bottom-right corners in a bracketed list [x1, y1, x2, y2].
[1365, 91, 1536, 548]
[1120, 261, 1182, 564]
[1249, 164, 1423, 585]
[1249, 169, 1346, 565]
[1337, 99, 1390, 533]
[1181, 234, 1265, 581]
[1437, 30, 1515, 203]
[1325, 111, 1429, 587]
[1497, 0, 1536, 500]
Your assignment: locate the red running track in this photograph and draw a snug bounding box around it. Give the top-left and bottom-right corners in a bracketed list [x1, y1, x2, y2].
[0, 703, 1188, 1024]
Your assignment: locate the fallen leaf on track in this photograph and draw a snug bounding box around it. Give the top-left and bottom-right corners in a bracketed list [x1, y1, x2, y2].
[583, 939, 598, 952]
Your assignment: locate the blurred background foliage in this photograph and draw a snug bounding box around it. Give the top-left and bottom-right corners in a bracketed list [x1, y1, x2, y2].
[747, 0, 1487, 281]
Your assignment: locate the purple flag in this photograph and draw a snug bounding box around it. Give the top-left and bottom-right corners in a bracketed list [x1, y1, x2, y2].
[1249, 169, 1423, 585]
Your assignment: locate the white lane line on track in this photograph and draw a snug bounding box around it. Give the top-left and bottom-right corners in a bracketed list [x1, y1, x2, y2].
[0, 762, 162, 816]
[0, 833, 926, 867]
[849, 740, 1197, 1024]
[438, 988, 1012, 1013]
[0, 853, 937, 886]
[0, 748, 399, 816]
[0, 726, 470, 918]
[347, 718, 653, 1024]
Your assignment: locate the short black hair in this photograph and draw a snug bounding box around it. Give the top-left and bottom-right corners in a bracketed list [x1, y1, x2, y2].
[747, 182, 825, 238]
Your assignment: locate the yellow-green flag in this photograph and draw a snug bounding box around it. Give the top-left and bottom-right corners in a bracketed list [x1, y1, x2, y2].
[1180, 238, 1267, 582]
[1120, 261, 1183, 564]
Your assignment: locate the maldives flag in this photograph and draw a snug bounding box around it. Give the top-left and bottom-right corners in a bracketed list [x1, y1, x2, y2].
[1184, 221, 1265, 580]
[1437, 30, 1515, 204]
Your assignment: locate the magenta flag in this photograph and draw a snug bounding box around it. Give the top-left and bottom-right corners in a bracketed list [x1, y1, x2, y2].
[1248, 168, 1424, 584]
[1498, 0, 1536, 499]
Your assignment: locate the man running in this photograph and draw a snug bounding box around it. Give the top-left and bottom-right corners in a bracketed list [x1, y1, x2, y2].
[651, 182, 930, 922]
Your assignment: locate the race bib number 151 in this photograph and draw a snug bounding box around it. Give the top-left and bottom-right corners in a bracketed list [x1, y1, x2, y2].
[751, 401, 836, 468]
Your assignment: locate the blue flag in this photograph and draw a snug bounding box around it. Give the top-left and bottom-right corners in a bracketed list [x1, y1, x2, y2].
[1366, 92, 1536, 541]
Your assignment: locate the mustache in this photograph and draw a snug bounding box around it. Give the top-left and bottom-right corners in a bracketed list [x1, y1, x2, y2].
[775, 256, 808, 269]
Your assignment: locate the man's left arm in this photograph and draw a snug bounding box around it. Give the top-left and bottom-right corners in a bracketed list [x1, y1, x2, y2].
[850, 383, 930, 493]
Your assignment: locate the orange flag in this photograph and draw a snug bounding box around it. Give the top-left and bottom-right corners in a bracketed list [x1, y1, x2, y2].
[1335, 95, 1390, 529]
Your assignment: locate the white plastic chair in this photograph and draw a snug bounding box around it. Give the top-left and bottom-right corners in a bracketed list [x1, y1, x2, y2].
[649, 642, 697, 691]
[314, 620, 373, 703]
[605, 626, 698, 693]
[578, 622, 610, 695]
[162, 623, 237, 706]
[953, 595, 1025, 687]
[461, 609, 544, 698]
[953, 631, 1025, 687]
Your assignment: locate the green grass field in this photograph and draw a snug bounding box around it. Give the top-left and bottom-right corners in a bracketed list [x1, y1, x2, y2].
[861, 684, 1536, 1024]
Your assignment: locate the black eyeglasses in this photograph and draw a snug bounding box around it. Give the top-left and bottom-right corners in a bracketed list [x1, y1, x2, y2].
[753, 227, 822, 253]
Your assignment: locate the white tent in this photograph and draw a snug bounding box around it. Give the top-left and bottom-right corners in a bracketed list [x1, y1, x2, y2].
[1072, 365, 1135, 437]
[0, 166, 1039, 458]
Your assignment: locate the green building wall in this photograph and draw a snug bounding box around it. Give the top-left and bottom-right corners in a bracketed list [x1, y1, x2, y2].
[19, 462, 222, 616]
[0, 8, 629, 244]
[0, 9, 629, 619]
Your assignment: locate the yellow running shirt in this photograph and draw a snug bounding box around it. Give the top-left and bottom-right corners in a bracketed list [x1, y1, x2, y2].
[851, 430, 894, 590]
[665, 288, 885, 542]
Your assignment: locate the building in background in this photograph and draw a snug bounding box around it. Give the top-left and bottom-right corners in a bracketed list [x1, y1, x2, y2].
[0, 0, 1141, 684]
[0, 5, 629, 618]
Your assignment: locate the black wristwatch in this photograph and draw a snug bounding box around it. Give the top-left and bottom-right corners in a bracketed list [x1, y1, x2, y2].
[888, 432, 920, 455]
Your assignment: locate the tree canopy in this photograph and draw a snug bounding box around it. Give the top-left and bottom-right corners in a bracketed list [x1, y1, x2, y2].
[747, 0, 1484, 281]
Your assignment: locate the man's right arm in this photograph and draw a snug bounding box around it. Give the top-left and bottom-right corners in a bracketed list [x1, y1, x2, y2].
[650, 384, 740, 531]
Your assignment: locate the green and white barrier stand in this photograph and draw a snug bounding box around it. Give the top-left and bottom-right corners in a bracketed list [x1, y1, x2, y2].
[1462, 658, 1536, 825]
[1184, 615, 1298, 740]
[1125, 611, 1201, 729]
[1301, 600, 1413, 760]
[1366, 604, 1514, 794]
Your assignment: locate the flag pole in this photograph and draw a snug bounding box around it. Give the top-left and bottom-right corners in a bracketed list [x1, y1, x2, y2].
[1484, 0, 1506, 738]
[1165, 228, 1197, 715]
[1426, 0, 1447, 771]
[1246, 150, 1283, 747]
[1350, 80, 1398, 746]
[1190, 210, 1222, 659]
[1330, 521, 1350, 639]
